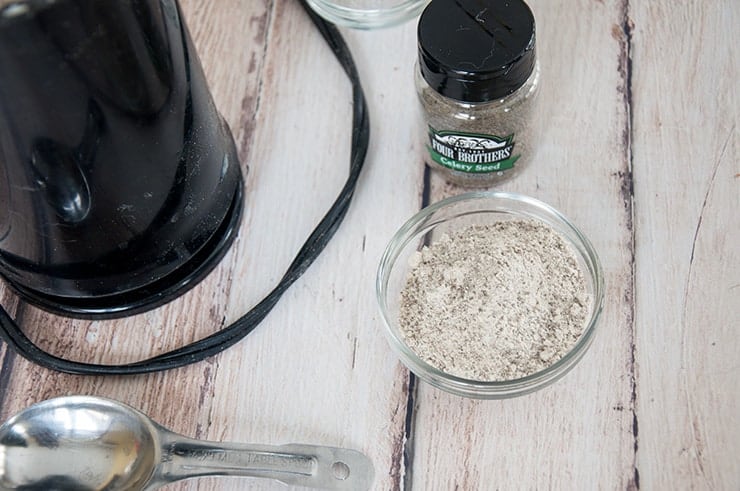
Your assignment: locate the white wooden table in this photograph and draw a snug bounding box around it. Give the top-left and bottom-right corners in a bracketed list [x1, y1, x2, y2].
[1, 0, 738, 489]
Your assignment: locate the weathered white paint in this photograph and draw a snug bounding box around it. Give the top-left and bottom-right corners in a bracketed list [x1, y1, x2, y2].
[631, 1, 739, 489]
[0, 0, 736, 489]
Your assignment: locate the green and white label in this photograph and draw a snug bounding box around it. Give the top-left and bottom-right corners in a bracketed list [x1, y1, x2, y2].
[427, 128, 520, 174]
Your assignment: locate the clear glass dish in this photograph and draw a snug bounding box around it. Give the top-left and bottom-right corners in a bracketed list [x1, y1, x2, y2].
[305, 0, 430, 29]
[376, 192, 605, 399]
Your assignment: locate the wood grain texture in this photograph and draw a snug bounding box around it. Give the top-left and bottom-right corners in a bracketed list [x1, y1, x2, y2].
[631, 0, 740, 488]
[168, 1, 421, 489]
[0, 0, 737, 489]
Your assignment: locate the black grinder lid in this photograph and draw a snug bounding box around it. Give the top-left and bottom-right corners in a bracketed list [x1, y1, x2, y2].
[418, 0, 536, 103]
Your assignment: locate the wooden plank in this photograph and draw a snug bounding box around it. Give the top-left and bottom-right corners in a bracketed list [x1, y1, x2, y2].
[631, 1, 740, 488]
[407, 0, 638, 488]
[190, 2, 424, 488]
[0, 288, 18, 407]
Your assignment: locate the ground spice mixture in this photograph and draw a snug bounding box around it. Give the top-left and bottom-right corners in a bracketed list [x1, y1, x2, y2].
[398, 220, 590, 381]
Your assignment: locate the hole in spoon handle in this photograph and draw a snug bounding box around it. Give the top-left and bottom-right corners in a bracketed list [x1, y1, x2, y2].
[279, 444, 374, 490]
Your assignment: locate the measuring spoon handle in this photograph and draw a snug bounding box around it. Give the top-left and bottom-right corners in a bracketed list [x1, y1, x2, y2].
[152, 435, 374, 490]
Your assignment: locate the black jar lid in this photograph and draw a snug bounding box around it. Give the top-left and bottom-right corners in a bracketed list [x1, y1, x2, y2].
[418, 0, 536, 103]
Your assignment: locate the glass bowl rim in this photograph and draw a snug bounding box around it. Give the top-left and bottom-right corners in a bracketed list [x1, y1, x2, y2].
[375, 191, 605, 398]
[305, 0, 430, 29]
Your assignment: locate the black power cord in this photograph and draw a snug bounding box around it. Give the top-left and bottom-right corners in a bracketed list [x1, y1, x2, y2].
[0, 1, 370, 375]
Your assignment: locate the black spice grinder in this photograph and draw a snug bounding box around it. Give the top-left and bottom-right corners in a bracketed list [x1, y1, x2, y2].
[0, 0, 244, 318]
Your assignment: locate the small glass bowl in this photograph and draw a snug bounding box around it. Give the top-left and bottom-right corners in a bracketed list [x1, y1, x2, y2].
[376, 192, 605, 399]
[305, 0, 430, 29]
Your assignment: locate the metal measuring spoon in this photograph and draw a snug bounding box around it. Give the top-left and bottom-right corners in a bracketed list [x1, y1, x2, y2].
[0, 396, 374, 490]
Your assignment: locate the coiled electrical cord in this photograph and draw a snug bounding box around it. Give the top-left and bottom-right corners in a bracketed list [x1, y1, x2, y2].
[0, 1, 369, 375]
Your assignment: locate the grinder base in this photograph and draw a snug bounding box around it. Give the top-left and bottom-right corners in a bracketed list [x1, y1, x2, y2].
[4, 172, 244, 320]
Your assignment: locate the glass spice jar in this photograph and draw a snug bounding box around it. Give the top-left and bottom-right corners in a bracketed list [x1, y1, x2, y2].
[416, 0, 540, 187]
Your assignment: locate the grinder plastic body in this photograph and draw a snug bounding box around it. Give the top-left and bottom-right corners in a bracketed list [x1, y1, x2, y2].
[0, 0, 244, 317]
